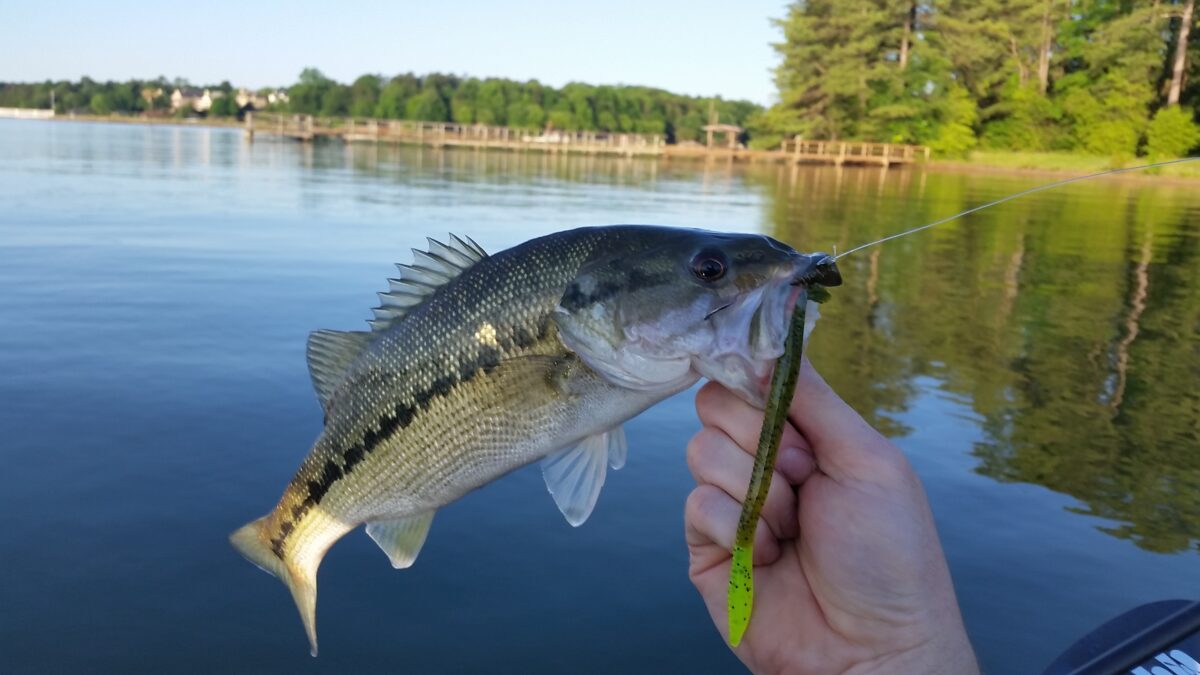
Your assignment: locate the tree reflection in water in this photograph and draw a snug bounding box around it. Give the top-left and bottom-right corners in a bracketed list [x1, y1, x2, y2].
[758, 165, 1200, 554]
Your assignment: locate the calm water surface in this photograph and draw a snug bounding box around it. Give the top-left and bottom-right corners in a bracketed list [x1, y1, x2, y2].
[1, 119, 1198, 674]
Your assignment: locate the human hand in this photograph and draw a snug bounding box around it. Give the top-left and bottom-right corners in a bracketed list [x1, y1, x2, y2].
[685, 359, 978, 674]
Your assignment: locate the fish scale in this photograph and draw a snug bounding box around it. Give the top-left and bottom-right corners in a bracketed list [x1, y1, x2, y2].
[230, 225, 839, 655]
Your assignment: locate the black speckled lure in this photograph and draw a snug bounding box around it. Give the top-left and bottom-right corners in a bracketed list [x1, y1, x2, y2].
[727, 286, 828, 647]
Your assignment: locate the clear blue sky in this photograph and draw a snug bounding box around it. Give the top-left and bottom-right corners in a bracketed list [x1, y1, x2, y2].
[3, 0, 788, 104]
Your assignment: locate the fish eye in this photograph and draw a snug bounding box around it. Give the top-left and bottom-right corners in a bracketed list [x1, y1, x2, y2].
[690, 249, 728, 282]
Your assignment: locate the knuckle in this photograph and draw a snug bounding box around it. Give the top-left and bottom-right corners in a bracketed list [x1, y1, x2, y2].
[683, 486, 711, 523]
[684, 434, 705, 473]
[694, 381, 725, 419]
[685, 427, 721, 472]
[766, 475, 793, 515]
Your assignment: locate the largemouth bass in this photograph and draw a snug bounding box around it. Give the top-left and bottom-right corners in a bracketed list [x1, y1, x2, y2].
[230, 225, 841, 654]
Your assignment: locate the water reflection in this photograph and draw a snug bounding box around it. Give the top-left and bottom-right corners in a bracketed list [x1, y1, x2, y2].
[296, 139, 1200, 554]
[4, 120, 1200, 673]
[757, 167, 1200, 554]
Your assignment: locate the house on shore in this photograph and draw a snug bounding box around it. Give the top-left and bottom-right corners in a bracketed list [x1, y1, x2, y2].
[235, 88, 272, 111]
[170, 88, 228, 113]
[193, 89, 225, 113]
[171, 88, 200, 112]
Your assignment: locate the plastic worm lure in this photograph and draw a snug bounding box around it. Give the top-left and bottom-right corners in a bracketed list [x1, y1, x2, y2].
[727, 290, 811, 647]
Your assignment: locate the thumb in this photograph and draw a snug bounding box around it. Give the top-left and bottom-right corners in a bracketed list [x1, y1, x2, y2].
[788, 358, 904, 481]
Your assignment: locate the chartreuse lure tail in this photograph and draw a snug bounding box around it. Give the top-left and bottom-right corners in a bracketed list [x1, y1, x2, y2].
[727, 290, 812, 647]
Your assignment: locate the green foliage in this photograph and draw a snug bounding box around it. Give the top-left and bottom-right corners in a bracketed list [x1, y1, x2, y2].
[320, 85, 350, 117]
[297, 67, 327, 87]
[0, 76, 172, 115]
[374, 76, 413, 119]
[1146, 106, 1200, 159]
[404, 88, 448, 122]
[88, 93, 112, 115]
[757, 0, 1197, 157]
[0, 70, 757, 145]
[1060, 75, 1153, 159]
[262, 71, 755, 143]
[207, 94, 238, 117]
[980, 86, 1066, 151]
[473, 79, 507, 125]
[349, 75, 381, 118]
[449, 78, 480, 124]
[928, 86, 979, 157]
[745, 110, 784, 150]
[287, 67, 328, 115]
[767, 0, 889, 140]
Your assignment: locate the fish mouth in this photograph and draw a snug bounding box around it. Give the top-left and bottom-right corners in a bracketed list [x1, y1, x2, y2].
[696, 251, 836, 406]
[792, 252, 842, 288]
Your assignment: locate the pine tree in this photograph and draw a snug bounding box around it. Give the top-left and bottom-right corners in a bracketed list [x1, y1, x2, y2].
[768, 0, 887, 139]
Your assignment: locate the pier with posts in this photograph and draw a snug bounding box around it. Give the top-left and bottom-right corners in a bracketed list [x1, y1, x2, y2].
[244, 112, 663, 157]
[243, 112, 928, 166]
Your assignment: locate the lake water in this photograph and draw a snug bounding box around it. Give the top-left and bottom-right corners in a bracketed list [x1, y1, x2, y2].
[1, 119, 1198, 674]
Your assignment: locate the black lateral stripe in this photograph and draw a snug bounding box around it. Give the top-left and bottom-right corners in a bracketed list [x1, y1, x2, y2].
[560, 268, 673, 312]
[271, 327, 536, 557]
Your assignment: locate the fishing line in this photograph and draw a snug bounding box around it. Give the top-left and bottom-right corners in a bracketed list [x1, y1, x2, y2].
[833, 157, 1200, 262]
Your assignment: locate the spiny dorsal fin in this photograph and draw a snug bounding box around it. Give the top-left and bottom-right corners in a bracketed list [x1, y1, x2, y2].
[369, 234, 487, 332]
[306, 329, 372, 412]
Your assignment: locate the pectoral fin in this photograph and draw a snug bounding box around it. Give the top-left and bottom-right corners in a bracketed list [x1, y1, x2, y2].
[365, 511, 435, 569]
[607, 426, 628, 470]
[542, 427, 627, 526]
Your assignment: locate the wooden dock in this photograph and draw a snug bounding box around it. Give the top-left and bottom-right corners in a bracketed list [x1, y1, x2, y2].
[245, 112, 663, 157]
[786, 138, 929, 165]
[663, 138, 930, 166]
[244, 112, 927, 166]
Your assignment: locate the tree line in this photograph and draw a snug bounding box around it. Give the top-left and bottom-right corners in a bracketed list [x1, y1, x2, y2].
[755, 0, 1199, 159]
[0, 70, 760, 145]
[0, 77, 244, 118]
[4, 1, 1195, 159]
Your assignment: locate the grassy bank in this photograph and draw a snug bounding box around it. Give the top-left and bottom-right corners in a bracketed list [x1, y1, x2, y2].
[933, 150, 1200, 179]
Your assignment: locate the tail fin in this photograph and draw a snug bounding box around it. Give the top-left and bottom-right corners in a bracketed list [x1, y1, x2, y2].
[230, 515, 320, 656]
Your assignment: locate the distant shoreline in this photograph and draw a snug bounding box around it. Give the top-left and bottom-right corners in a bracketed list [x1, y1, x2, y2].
[27, 112, 245, 130]
[13, 113, 1198, 182]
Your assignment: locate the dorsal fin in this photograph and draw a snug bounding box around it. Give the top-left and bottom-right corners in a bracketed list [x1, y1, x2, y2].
[306, 329, 372, 412]
[368, 234, 487, 332]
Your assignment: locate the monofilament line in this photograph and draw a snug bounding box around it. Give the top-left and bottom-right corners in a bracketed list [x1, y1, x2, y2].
[833, 157, 1200, 262]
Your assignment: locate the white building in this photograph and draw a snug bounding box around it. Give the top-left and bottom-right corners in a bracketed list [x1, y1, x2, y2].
[193, 89, 224, 113]
[170, 87, 201, 112]
[235, 88, 269, 110]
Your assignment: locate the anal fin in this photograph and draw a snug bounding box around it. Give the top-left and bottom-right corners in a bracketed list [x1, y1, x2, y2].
[365, 511, 435, 569]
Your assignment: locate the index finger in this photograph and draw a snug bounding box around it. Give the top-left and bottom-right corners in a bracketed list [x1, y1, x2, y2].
[695, 381, 814, 485]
